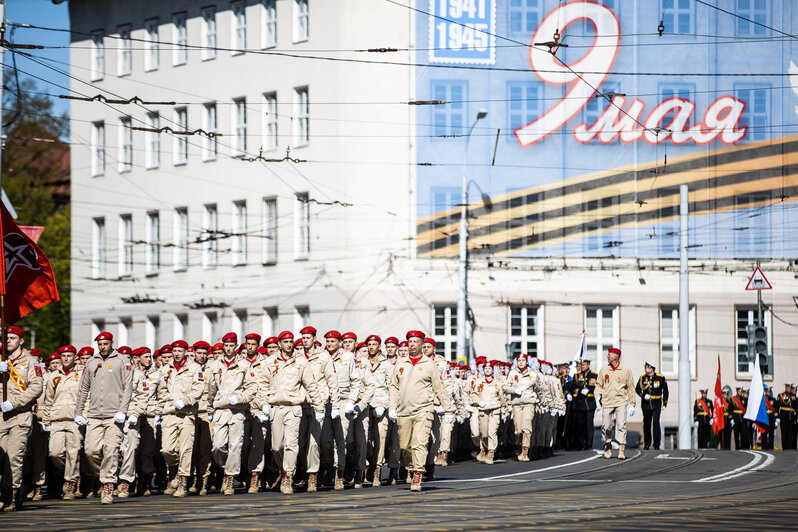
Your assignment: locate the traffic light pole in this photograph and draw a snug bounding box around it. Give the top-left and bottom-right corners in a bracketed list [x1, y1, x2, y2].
[756, 260, 763, 327]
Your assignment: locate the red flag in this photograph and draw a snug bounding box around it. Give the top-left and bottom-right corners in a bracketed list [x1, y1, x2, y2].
[712, 355, 725, 434]
[0, 201, 60, 323]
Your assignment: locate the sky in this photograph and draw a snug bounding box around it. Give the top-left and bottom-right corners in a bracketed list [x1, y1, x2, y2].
[5, 0, 71, 118]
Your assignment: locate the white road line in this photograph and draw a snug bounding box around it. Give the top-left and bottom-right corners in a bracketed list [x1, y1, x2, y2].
[655, 455, 691, 460]
[433, 452, 603, 483]
[693, 450, 773, 483]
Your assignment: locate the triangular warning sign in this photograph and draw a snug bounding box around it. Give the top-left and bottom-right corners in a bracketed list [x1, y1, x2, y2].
[745, 266, 772, 291]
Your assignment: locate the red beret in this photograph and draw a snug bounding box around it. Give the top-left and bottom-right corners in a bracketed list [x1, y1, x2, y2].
[212, 342, 224, 351]
[608, 347, 622, 356]
[94, 331, 113, 342]
[134, 347, 151, 355]
[423, 337, 436, 347]
[6, 325, 24, 338]
[385, 337, 399, 345]
[263, 336, 279, 346]
[29, 348, 42, 358]
[222, 332, 238, 343]
[160, 345, 173, 354]
[58, 345, 77, 354]
[516, 353, 528, 360]
[300, 326, 317, 336]
[245, 333, 262, 343]
[314, 340, 321, 347]
[293, 338, 304, 348]
[193, 341, 211, 351]
[117, 346, 133, 355]
[475, 356, 487, 364]
[342, 332, 357, 341]
[278, 331, 294, 341]
[324, 330, 342, 339]
[236, 343, 245, 353]
[257, 346, 268, 355]
[46, 352, 60, 363]
[406, 330, 425, 340]
[356, 342, 366, 350]
[399, 341, 408, 347]
[77, 346, 94, 356]
[366, 334, 381, 344]
[171, 340, 189, 349]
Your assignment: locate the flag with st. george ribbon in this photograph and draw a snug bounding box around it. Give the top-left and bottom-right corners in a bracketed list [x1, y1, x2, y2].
[0, 201, 60, 323]
[712, 355, 725, 434]
[743, 352, 769, 433]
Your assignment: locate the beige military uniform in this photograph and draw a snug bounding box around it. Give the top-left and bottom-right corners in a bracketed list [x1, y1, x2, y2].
[207, 355, 255, 477]
[543, 374, 566, 448]
[502, 367, 541, 449]
[43, 366, 83, 481]
[139, 366, 162, 482]
[328, 349, 361, 469]
[119, 367, 147, 484]
[300, 349, 339, 475]
[158, 360, 204, 477]
[532, 368, 553, 449]
[426, 354, 449, 465]
[438, 371, 464, 456]
[241, 355, 270, 477]
[476, 376, 506, 452]
[351, 357, 375, 473]
[366, 356, 392, 471]
[595, 363, 635, 445]
[192, 361, 212, 484]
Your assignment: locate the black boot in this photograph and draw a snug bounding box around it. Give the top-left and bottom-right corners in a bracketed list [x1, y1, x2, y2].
[424, 464, 436, 481]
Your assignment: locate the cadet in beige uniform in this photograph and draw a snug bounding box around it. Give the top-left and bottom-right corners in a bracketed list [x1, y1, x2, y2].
[74, 332, 133, 504]
[351, 341, 375, 488]
[0, 326, 44, 511]
[189, 341, 212, 495]
[594, 347, 636, 460]
[475, 361, 506, 464]
[502, 354, 541, 461]
[117, 347, 149, 497]
[365, 335, 392, 486]
[241, 333, 269, 493]
[422, 338, 449, 479]
[158, 340, 204, 497]
[383, 338, 402, 484]
[259, 331, 325, 494]
[135, 348, 161, 496]
[465, 356, 488, 451]
[208, 332, 255, 495]
[325, 330, 361, 490]
[388, 330, 452, 492]
[437, 362, 464, 467]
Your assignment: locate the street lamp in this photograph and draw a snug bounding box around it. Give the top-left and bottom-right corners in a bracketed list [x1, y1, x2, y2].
[456, 109, 487, 364]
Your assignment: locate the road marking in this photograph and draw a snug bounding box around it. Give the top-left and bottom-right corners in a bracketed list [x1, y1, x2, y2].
[655, 455, 691, 460]
[433, 452, 603, 483]
[693, 451, 773, 482]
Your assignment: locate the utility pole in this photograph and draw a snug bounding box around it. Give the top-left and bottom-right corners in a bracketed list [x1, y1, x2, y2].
[678, 184, 691, 449]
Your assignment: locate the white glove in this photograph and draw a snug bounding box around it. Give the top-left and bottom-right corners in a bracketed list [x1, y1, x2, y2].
[257, 414, 267, 423]
[74, 415, 88, 426]
[174, 399, 185, 410]
[388, 409, 397, 422]
[331, 408, 340, 419]
[444, 413, 454, 424]
[228, 395, 238, 406]
[128, 415, 138, 426]
[434, 405, 445, 414]
[0, 401, 12, 413]
[513, 387, 523, 396]
[560, 409, 566, 416]
[478, 401, 486, 408]
[596, 406, 602, 413]
[374, 406, 385, 417]
[540, 406, 549, 414]
[205, 414, 211, 423]
[41, 423, 51, 432]
[114, 411, 126, 424]
[262, 405, 270, 417]
[580, 388, 588, 396]
[344, 402, 354, 414]
[456, 416, 465, 424]
[0, 361, 7, 373]
[566, 393, 573, 402]
[776, 418, 780, 427]
[627, 405, 636, 417]
[315, 411, 325, 423]
[693, 421, 699, 428]
[465, 405, 473, 413]
[730, 419, 735, 427]
[550, 410, 557, 417]
[644, 393, 651, 400]
[501, 412, 509, 421]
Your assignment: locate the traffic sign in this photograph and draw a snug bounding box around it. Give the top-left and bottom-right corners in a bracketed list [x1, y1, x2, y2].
[745, 266, 772, 291]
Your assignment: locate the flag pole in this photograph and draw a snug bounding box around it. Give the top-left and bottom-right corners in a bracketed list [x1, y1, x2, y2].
[1, 294, 6, 402]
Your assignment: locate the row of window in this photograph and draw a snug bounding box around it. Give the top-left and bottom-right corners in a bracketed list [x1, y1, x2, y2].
[90, 195, 309, 278]
[89, 0, 309, 81]
[90, 87, 307, 176]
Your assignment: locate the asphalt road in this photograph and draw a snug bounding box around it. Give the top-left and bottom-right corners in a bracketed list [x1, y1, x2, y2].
[4, 449, 797, 530]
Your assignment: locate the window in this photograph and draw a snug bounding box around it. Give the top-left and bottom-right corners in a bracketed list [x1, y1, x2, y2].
[92, 320, 106, 344]
[293, 306, 309, 332]
[503, 189, 541, 251]
[583, 82, 620, 130]
[173, 207, 188, 271]
[293, 0, 309, 43]
[232, 309, 247, 339]
[145, 112, 160, 169]
[202, 312, 218, 342]
[661, 0, 692, 34]
[262, 0, 277, 48]
[174, 107, 188, 165]
[262, 307, 277, 337]
[203, 103, 218, 160]
[733, 192, 771, 256]
[232, 97, 247, 156]
[201, 7, 217, 61]
[118, 25, 132, 76]
[146, 315, 160, 349]
[509, 0, 541, 35]
[734, 85, 769, 141]
[656, 189, 679, 256]
[118, 214, 133, 277]
[263, 92, 278, 150]
[232, 200, 247, 265]
[659, 83, 694, 131]
[293, 87, 309, 146]
[432, 81, 467, 137]
[172, 12, 188, 66]
[146, 211, 160, 275]
[118, 318, 132, 347]
[659, 306, 697, 378]
[430, 187, 458, 250]
[92, 217, 105, 279]
[91, 121, 105, 176]
[736, 306, 773, 377]
[433, 304, 458, 361]
[581, 0, 617, 34]
[507, 81, 542, 142]
[508, 306, 543, 358]
[584, 305, 618, 365]
[118, 117, 132, 172]
[173, 313, 188, 340]
[203, 203, 218, 268]
[735, 0, 767, 37]
[231, 1, 247, 54]
[90, 30, 104, 81]
[294, 192, 309, 259]
[144, 18, 159, 71]
[262, 197, 277, 264]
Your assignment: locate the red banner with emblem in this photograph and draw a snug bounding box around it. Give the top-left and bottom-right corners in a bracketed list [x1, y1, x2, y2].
[712, 355, 725, 434]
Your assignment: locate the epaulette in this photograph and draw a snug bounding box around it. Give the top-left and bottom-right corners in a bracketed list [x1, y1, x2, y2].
[655, 373, 664, 377]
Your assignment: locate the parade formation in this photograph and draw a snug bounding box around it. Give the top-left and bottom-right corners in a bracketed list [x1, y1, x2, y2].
[1, 323, 796, 512]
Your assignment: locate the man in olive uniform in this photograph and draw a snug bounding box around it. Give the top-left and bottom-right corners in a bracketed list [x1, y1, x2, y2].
[566, 359, 597, 450]
[693, 388, 713, 448]
[729, 387, 749, 449]
[776, 383, 796, 450]
[635, 361, 668, 450]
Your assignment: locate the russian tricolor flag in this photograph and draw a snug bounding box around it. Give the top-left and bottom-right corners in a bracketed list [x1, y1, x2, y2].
[743, 353, 769, 433]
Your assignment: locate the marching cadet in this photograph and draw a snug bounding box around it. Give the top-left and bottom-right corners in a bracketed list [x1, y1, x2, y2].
[384, 337, 399, 359]
[762, 385, 776, 450]
[350, 341, 375, 488]
[530, 357, 553, 460]
[208, 332, 255, 495]
[437, 362, 464, 467]
[259, 331, 325, 494]
[264, 337, 279, 357]
[397, 341, 409, 358]
[554, 363, 570, 449]
[422, 338, 448, 479]
[73, 332, 133, 504]
[27, 352, 54, 501]
[324, 330, 361, 490]
[189, 341, 212, 495]
[465, 356, 487, 453]
[635, 361, 669, 450]
[388, 330, 452, 492]
[594, 347, 635, 460]
[475, 360, 506, 465]
[342, 332, 357, 353]
[693, 388, 713, 448]
[211, 343, 224, 361]
[135, 348, 161, 496]
[241, 333, 269, 494]
[298, 326, 339, 493]
[117, 347, 149, 497]
[729, 387, 748, 449]
[383, 340, 402, 484]
[566, 359, 598, 450]
[503, 354, 540, 461]
[776, 383, 796, 450]
[365, 334, 392, 486]
[77, 346, 93, 367]
[42, 344, 82, 500]
[158, 340, 204, 498]
[541, 361, 566, 457]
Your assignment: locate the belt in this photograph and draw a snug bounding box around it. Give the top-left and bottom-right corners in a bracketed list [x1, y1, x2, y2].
[697, 412, 710, 416]
[587, 394, 594, 397]
[781, 407, 795, 412]
[650, 395, 662, 399]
